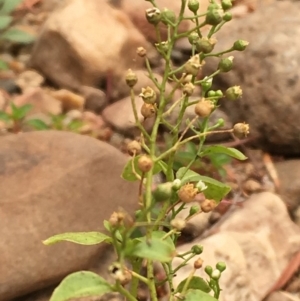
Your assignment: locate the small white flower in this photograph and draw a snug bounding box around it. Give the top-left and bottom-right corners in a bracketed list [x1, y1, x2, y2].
[196, 180, 207, 191]
[211, 269, 221, 280]
[171, 218, 186, 231]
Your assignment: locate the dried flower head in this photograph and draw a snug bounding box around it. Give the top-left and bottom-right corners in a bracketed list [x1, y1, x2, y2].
[137, 47, 147, 57]
[127, 140, 142, 156]
[201, 199, 217, 213]
[185, 55, 204, 76]
[125, 69, 138, 88]
[141, 103, 156, 118]
[233, 122, 250, 139]
[194, 98, 214, 117]
[139, 86, 156, 104]
[178, 183, 198, 203]
[137, 155, 153, 173]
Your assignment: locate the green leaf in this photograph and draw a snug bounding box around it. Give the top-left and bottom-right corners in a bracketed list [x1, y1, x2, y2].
[0, 58, 8, 70]
[26, 119, 49, 130]
[10, 103, 32, 120]
[177, 276, 211, 294]
[202, 145, 247, 160]
[43, 232, 112, 246]
[0, 111, 10, 122]
[0, 0, 23, 14]
[184, 289, 218, 301]
[176, 168, 231, 202]
[121, 155, 163, 181]
[131, 237, 175, 262]
[0, 16, 12, 30]
[50, 271, 113, 301]
[1, 28, 35, 44]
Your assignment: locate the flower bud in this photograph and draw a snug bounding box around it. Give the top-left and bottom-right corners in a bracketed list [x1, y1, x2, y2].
[141, 103, 156, 118]
[223, 12, 232, 22]
[145, 7, 161, 25]
[178, 183, 198, 203]
[109, 211, 125, 227]
[196, 180, 207, 191]
[205, 8, 223, 25]
[215, 90, 223, 98]
[233, 40, 249, 51]
[137, 47, 147, 57]
[211, 269, 221, 280]
[233, 122, 250, 139]
[183, 82, 195, 96]
[188, 0, 199, 13]
[218, 56, 234, 72]
[181, 73, 193, 84]
[140, 86, 156, 104]
[155, 41, 169, 53]
[216, 262, 226, 272]
[191, 244, 203, 255]
[161, 8, 176, 25]
[127, 140, 142, 156]
[185, 55, 203, 76]
[201, 199, 217, 213]
[225, 86, 243, 100]
[194, 98, 214, 117]
[201, 77, 213, 93]
[205, 265, 213, 276]
[137, 155, 153, 173]
[207, 90, 216, 98]
[196, 37, 217, 54]
[216, 118, 225, 127]
[189, 205, 200, 216]
[171, 218, 186, 231]
[153, 182, 173, 202]
[194, 258, 204, 269]
[172, 179, 182, 191]
[188, 32, 199, 45]
[221, 0, 232, 10]
[125, 69, 138, 88]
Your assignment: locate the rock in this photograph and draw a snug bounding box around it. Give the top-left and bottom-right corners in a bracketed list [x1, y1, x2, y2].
[265, 291, 300, 301]
[275, 160, 300, 213]
[30, 0, 154, 90]
[173, 192, 300, 301]
[16, 70, 45, 92]
[203, 1, 300, 155]
[80, 86, 107, 113]
[0, 78, 21, 94]
[102, 95, 154, 136]
[0, 131, 139, 300]
[51, 89, 85, 111]
[13, 87, 62, 115]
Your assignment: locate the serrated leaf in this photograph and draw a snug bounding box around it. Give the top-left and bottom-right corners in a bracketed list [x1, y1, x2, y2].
[177, 276, 211, 294]
[50, 271, 113, 301]
[26, 119, 49, 130]
[202, 145, 247, 160]
[43, 232, 112, 246]
[131, 237, 175, 262]
[176, 168, 231, 202]
[184, 289, 218, 301]
[0, 16, 12, 30]
[0, 0, 23, 14]
[10, 103, 32, 120]
[0, 111, 10, 122]
[1, 28, 35, 44]
[121, 155, 163, 181]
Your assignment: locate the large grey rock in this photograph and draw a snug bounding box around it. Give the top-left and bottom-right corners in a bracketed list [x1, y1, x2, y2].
[203, 1, 300, 155]
[0, 131, 138, 301]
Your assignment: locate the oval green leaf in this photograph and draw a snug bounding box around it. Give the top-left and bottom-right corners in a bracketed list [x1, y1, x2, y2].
[122, 155, 164, 181]
[177, 276, 211, 294]
[176, 168, 231, 202]
[184, 289, 218, 301]
[26, 119, 49, 130]
[50, 271, 113, 301]
[201, 145, 247, 160]
[131, 237, 175, 262]
[0, 16, 12, 30]
[43, 232, 112, 246]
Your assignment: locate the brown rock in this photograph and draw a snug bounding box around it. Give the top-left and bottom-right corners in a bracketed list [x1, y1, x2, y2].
[173, 192, 300, 301]
[15, 70, 45, 92]
[51, 89, 85, 111]
[102, 95, 154, 136]
[203, 1, 300, 154]
[0, 131, 139, 300]
[30, 0, 154, 90]
[13, 87, 62, 115]
[80, 86, 107, 113]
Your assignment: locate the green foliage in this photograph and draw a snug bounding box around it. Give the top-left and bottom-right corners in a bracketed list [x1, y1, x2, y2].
[50, 271, 113, 301]
[0, 0, 35, 44]
[45, 1, 249, 301]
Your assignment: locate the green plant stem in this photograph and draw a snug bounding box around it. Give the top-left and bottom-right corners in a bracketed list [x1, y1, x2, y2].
[181, 269, 196, 295]
[115, 281, 138, 301]
[145, 58, 161, 90]
[203, 47, 234, 58]
[131, 268, 149, 285]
